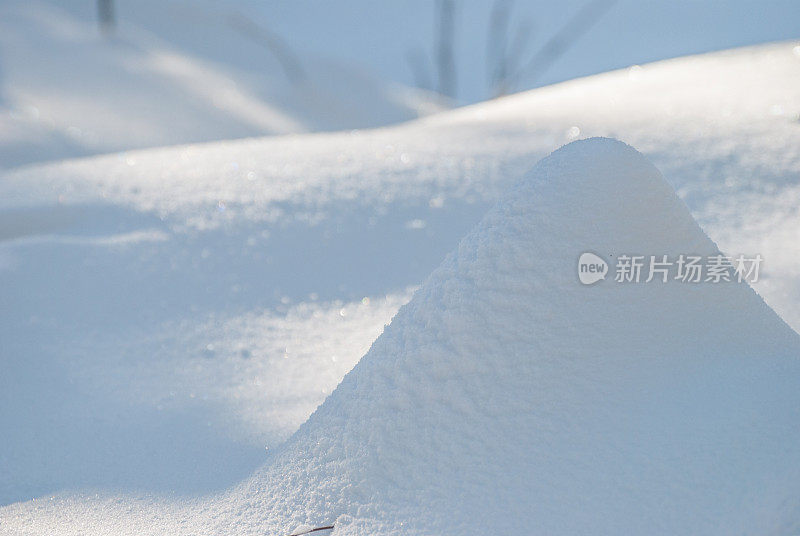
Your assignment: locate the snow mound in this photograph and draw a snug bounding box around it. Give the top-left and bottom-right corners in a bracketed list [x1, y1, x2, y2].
[222, 139, 800, 535]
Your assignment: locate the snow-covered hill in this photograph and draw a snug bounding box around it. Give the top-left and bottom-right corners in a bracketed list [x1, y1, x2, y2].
[2, 42, 800, 534]
[0, 0, 443, 169]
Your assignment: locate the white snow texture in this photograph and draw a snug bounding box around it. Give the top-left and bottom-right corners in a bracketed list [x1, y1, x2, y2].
[6, 139, 798, 535]
[3, 42, 800, 535]
[218, 138, 800, 536]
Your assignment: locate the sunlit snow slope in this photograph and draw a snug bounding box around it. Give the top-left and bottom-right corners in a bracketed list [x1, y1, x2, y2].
[219, 138, 800, 536]
[5, 139, 800, 535]
[1, 42, 800, 533]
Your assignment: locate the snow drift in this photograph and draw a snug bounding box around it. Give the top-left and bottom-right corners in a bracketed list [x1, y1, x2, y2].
[212, 139, 800, 535]
[3, 42, 800, 534]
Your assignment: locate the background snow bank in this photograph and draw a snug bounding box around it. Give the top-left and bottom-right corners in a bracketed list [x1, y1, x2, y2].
[0, 0, 443, 169]
[5, 0, 798, 169]
[234, 0, 800, 104]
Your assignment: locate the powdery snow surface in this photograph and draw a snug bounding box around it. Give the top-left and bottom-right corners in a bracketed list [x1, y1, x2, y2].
[6, 139, 800, 535]
[224, 138, 800, 535]
[2, 42, 800, 534]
